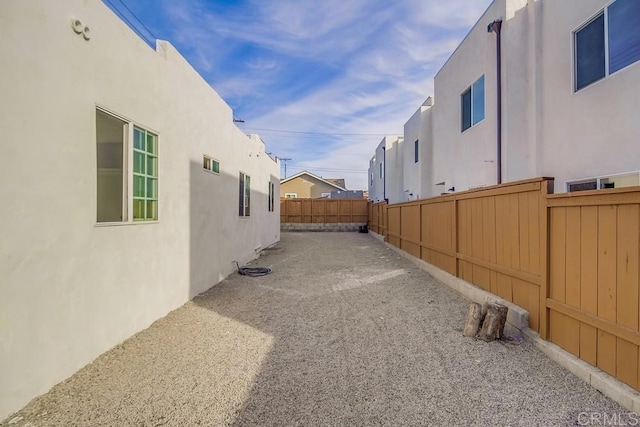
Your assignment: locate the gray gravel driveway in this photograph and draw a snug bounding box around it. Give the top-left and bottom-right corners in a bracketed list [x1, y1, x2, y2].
[2, 232, 626, 426]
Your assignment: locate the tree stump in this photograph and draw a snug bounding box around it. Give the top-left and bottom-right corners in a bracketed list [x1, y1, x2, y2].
[463, 303, 483, 337]
[478, 303, 508, 342]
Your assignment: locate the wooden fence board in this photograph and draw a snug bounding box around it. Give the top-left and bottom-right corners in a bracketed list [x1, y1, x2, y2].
[598, 205, 617, 323]
[617, 338, 638, 389]
[550, 207, 566, 303]
[580, 323, 598, 366]
[565, 206, 582, 308]
[617, 205, 639, 331]
[598, 330, 617, 377]
[580, 207, 599, 315]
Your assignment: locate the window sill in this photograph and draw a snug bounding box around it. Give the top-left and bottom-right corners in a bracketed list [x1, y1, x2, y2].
[95, 221, 159, 227]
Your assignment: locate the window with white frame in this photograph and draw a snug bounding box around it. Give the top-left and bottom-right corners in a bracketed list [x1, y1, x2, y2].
[239, 173, 251, 216]
[285, 193, 297, 199]
[96, 108, 158, 223]
[461, 75, 485, 132]
[379, 162, 384, 179]
[203, 155, 220, 174]
[574, 0, 640, 91]
[133, 127, 158, 221]
[566, 172, 639, 192]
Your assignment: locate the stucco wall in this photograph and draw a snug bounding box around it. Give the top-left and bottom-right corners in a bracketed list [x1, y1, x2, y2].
[403, 100, 434, 199]
[432, 0, 506, 193]
[0, 0, 280, 418]
[367, 136, 403, 203]
[536, 0, 640, 193]
[426, 0, 639, 194]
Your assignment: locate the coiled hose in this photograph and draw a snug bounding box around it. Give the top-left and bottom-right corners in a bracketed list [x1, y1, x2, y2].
[234, 261, 272, 277]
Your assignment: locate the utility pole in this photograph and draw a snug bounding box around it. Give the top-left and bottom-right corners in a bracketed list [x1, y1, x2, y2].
[280, 158, 292, 178]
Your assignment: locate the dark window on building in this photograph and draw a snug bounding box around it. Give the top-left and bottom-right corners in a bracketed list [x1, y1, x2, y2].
[575, 0, 640, 91]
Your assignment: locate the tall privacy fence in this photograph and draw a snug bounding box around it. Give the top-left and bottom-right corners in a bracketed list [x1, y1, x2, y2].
[280, 198, 368, 231]
[369, 178, 640, 392]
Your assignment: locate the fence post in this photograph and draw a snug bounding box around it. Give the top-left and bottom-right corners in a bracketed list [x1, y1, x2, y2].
[453, 194, 459, 277]
[539, 179, 553, 340]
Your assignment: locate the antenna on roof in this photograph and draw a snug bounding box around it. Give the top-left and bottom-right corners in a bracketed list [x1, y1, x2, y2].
[233, 118, 245, 123]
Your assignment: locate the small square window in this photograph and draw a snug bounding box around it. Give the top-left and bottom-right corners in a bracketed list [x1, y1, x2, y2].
[203, 155, 220, 174]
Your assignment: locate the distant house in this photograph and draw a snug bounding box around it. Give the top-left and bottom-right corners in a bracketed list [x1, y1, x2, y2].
[0, 0, 280, 419]
[325, 178, 346, 188]
[280, 171, 347, 199]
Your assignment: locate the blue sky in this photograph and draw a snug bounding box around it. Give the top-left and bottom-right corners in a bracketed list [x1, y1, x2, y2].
[105, 0, 492, 190]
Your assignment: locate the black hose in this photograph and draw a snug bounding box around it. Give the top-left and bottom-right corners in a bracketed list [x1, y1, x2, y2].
[234, 261, 272, 277]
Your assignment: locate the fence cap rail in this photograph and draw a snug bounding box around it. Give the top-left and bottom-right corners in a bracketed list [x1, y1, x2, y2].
[547, 185, 640, 206]
[382, 177, 555, 207]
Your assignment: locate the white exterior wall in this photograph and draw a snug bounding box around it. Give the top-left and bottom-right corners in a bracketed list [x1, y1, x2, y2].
[403, 98, 434, 199]
[397, 0, 639, 196]
[385, 136, 404, 204]
[536, 0, 640, 193]
[0, 0, 280, 418]
[367, 136, 403, 203]
[432, 0, 506, 193]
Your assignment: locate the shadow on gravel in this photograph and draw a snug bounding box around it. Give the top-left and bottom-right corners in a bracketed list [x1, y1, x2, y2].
[191, 232, 625, 426]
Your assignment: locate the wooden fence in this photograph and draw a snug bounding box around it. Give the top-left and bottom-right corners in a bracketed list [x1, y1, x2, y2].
[369, 178, 640, 392]
[547, 188, 640, 390]
[281, 198, 368, 223]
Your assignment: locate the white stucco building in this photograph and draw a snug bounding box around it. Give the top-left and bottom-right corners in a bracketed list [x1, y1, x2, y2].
[370, 0, 640, 199]
[402, 97, 434, 201]
[0, 0, 280, 419]
[368, 135, 403, 203]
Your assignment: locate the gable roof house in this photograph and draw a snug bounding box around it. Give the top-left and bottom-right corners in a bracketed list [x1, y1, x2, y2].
[0, 0, 280, 418]
[280, 171, 347, 199]
[370, 0, 640, 200]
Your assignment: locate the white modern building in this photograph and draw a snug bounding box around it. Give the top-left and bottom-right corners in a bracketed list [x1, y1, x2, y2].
[368, 135, 403, 203]
[402, 97, 434, 201]
[0, 0, 280, 419]
[370, 0, 640, 199]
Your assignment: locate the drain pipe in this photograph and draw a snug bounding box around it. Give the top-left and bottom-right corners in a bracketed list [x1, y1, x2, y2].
[382, 146, 387, 202]
[488, 19, 502, 185]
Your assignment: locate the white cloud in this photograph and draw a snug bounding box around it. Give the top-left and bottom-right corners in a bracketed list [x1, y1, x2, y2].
[155, 0, 493, 189]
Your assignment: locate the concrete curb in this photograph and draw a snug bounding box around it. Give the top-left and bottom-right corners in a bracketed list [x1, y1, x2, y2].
[522, 329, 640, 413]
[369, 231, 640, 413]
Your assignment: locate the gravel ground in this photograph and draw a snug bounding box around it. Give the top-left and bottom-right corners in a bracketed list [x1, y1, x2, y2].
[2, 232, 628, 426]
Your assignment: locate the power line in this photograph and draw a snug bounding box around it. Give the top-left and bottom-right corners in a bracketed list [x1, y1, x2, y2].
[287, 166, 367, 174]
[249, 128, 394, 137]
[104, 0, 157, 46]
